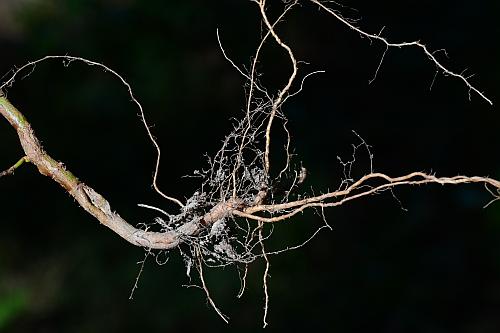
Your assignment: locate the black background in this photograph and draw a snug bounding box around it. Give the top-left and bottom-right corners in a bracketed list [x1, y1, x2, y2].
[0, 0, 499, 332]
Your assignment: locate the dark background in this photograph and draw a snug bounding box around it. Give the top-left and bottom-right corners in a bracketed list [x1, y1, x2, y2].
[0, 0, 499, 332]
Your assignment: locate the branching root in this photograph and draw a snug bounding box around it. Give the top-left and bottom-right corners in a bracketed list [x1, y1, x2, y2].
[0, 0, 497, 327]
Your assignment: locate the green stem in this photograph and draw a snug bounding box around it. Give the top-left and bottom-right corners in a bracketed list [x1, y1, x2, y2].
[0, 95, 208, 249]
[0, 156, 29, 177]
[12, 156, 28, 169]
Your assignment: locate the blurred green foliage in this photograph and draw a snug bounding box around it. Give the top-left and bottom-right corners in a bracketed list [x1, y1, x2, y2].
[0, 289, 27, 329]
